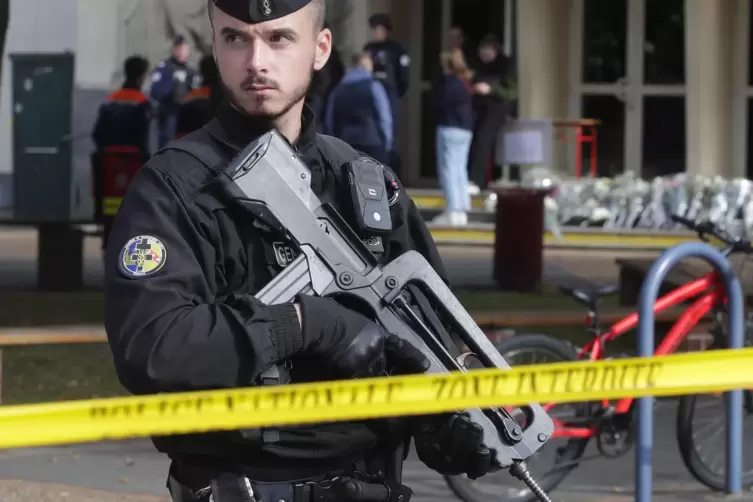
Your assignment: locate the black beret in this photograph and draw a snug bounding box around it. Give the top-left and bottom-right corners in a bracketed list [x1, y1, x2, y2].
[211, 0, 313, 24]
[172, 35, 187, 46]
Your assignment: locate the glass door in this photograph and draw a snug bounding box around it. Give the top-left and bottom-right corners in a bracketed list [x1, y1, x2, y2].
[571, 0, 686, 178]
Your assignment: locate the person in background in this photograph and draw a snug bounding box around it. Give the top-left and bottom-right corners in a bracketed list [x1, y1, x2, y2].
[91, 55, 152, 253]
[93, 56, 152, 155]
[430, 50, 474, 227]
[307, 41, 345, 129]
[324, 51, 392, 165]
[364, 13, 410, 176]
[448, 25, 474, 67]
[175, 54, 221, 138]
[150, 35, 199, 148]
[466, 34, 516, 194]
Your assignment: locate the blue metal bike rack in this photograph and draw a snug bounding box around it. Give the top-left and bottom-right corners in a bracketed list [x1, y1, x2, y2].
[636, 242, 745, 502]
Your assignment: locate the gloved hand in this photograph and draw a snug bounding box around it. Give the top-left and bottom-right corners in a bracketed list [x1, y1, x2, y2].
[413, 412, 493, 480]
[297, 295, 430, 378]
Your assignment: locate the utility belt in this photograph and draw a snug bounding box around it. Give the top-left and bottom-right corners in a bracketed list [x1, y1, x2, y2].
[168, 472, 412, 502]
[167, 456, 413, 502]
[166, 367, 411, 502]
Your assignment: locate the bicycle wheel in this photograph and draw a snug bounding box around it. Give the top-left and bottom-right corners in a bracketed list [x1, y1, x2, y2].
[444, 333, 593, 502]
[676, 391, 753, 491]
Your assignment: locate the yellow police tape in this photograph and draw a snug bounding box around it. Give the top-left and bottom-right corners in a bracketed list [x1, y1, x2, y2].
[0, 348, 751, 450]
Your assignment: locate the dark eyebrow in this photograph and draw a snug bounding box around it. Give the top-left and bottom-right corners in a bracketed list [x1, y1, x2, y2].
[218, 26, 298, 41]
[269, 28, 298, 40]
[219, 27, 247, 39]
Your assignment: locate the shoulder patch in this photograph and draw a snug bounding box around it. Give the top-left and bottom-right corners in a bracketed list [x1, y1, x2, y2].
[399, 54, 410, 67]
[119, 235, 168, 278]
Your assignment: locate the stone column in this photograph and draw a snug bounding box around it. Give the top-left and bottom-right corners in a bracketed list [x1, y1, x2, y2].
[328, 0, 368, 59]
[76, 0, 120, 87]
[685, 0, 736, 177]
[516, 0, 573, 173]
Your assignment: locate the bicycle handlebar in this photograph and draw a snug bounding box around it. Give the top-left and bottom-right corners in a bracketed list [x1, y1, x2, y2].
[670, 213, 753, 254]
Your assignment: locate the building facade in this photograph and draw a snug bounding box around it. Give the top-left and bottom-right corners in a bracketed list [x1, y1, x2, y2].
[2, 0, 752, 189]
[344, 0, 753, 187]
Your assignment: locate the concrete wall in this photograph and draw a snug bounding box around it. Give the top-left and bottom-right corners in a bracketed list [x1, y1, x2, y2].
[0, 0, 79, 174]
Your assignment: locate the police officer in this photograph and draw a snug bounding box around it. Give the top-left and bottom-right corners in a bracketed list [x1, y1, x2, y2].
[363, 13, 410, 176]
[91, 55, 152, 252]
[150, 35, 199, 148]
[175, 54, 222, 138]
[104, 1, 492, 501]
[324, 51, 393, 165]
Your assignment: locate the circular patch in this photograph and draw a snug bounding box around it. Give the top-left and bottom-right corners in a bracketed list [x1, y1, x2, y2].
[119, 235, 167, 278]
[399, 54, 410, 67]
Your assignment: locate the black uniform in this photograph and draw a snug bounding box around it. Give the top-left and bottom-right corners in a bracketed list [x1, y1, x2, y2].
[105, 101, 452, 484]
[106, 2, 493, 500]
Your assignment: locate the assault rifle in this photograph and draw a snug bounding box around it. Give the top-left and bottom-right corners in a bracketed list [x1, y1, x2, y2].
[217, 131, 555, 501]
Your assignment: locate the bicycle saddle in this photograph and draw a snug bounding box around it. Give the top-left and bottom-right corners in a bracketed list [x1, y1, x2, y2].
[558, 284, 620, 308]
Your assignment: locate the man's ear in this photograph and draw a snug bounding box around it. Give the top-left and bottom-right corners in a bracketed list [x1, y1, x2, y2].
[314, 28, 332, 71]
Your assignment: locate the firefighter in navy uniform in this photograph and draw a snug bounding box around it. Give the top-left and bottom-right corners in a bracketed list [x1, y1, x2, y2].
[363, 13, 410, 176]
[91, 55, 152, 252]
[175, 55, 222, 138]
[104, 1, 492, 501]
[150, 35, 199, 148]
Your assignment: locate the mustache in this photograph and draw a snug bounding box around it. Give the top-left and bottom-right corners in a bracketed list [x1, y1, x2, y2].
[241, 75, 280, 89]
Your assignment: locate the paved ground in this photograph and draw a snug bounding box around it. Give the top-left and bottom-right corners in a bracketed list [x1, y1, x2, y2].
[0, 229, 749, 501]
[0, 401, 748, 501]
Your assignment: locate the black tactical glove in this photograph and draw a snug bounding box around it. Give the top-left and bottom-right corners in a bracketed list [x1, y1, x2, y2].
[297, 295, 430, 378]
[413, 412, 493, 480]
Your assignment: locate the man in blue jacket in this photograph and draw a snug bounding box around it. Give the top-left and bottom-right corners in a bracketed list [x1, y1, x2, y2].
[324, 51, 393, 164]
[150, 35, 199, 148]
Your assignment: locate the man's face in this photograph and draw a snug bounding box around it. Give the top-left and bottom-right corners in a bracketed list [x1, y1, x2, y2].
[211, 5, 331, 119]
[479, 44, 497, 63]
[173, 43, 190, 63]
[370, 25, 387, 42]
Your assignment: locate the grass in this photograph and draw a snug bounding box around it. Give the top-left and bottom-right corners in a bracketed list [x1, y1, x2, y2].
[0, 288, 626, 405]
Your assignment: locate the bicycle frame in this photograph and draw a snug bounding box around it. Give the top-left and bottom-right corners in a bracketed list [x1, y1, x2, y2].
[547, 270, 726, 439]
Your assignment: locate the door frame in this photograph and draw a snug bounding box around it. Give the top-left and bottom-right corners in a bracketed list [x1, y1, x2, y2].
[568, 0, 685, 177]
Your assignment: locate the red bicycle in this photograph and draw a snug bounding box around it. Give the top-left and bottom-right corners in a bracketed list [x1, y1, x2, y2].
[445, 215, 753, 502]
